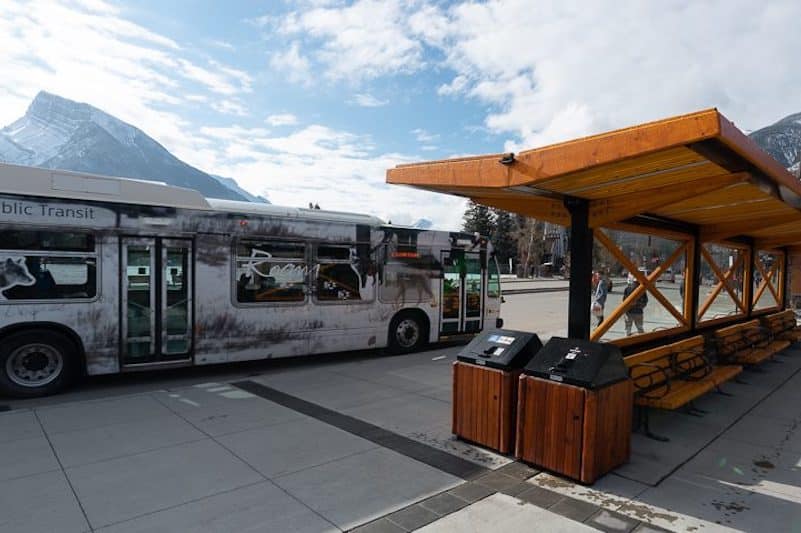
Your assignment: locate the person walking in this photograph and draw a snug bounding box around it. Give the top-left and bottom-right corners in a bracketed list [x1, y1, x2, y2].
[591, 271, 608, 327]
[623, 274, 648, 335]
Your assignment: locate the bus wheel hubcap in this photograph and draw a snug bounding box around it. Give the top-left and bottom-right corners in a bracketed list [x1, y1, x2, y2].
[6, 344, 63, 387]
[396, 319, 419, 348]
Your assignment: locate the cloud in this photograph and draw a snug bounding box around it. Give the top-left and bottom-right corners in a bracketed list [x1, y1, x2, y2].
[269, 41, 313, 86]
[197, 123, 468, 229]
[0, 0, 470, 230]
[428, 0, 801, 146]
[0, 0, 252, 159]
[266, 113, 299, 126]
[277, 0, 425, 82]
[437, 75, 468, 96]
[348, 93, 388, 107]
[411, 128, 440, 143]
[277, 0, 801, 147]
[210, 39, 235, 51]
[210, 99, 248, 116]
[176, 59, 251, 96]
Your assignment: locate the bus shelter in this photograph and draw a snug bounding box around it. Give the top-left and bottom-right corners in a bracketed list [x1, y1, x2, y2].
[387, 109, 801, 351]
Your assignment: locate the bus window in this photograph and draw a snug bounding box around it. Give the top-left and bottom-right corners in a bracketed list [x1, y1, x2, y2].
[464, 254, 482, 318]
[0, 230, 94, 252]
[315, 245, 365, 302]
[235, 240, 307, 303]
[488, 257, 501, 298]
[379, 245, 436, 303]
[0, 230, 97, 301]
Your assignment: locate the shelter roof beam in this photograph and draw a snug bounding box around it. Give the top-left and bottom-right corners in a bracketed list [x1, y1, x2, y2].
[700, 215, 801, 242]
[473, 196, 571, 226]
[756, 232, 801, 249]
[588, 172, 749, 228]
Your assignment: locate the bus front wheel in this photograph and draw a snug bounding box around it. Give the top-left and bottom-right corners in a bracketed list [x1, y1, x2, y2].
[0, 330, 77, 398]
[388, 312, 428, 354]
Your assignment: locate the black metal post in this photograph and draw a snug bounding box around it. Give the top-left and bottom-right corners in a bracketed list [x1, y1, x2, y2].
[746, 241, 756, 318]
[564, 197, 593, 339]
[689, 230, 702, 332]
[782, 248, 789, 309]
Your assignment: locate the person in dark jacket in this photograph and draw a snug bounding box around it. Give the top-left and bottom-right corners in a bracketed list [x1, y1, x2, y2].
[623, 274, 648, 335]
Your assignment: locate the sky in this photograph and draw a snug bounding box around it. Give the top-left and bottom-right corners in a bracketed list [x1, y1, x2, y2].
[2, 0, 801, 230]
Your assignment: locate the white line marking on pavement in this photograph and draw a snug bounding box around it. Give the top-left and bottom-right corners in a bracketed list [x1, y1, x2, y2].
[220, 390, 255, 399]
[179, 398, 201, 406]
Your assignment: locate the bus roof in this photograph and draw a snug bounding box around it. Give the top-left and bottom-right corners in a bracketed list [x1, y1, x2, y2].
[0, 162, 384, 226]
[0, 162, 213, 210]
[207, 199, 384, 225]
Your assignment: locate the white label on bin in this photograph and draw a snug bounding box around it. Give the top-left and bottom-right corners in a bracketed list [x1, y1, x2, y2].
[476, 359, 486, 366]
[549, 374, 563, 382]
[496, 336, 515, 345]
[494, 347, 504, 356]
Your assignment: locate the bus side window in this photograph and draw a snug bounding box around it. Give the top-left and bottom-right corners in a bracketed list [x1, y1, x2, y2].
[235, 240, 307, 303]
[0, 231, 97, 301]
[315, 245, 365, 302]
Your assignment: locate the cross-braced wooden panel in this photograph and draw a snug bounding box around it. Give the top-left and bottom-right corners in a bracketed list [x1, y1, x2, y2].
[591, 230, 691, 345]
[753, 250, 785, 312]
[697, 243, 749, 324]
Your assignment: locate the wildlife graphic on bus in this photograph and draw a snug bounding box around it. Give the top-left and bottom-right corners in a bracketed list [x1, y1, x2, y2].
[0, 257, 35, 298]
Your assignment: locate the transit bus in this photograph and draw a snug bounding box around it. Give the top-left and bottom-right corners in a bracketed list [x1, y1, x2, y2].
[0, 163, 502, 397]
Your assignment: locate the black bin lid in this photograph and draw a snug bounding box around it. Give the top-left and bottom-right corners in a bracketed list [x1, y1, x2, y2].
[457, 329, 542, 370]
[523, 337, 628, 389]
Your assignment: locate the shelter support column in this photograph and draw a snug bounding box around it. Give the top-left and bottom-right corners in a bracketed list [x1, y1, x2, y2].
[783, 249, 789, 309]
[745, 240, 755, 317]
[688, 233, 701, 331]
[564, 197, 593, 339]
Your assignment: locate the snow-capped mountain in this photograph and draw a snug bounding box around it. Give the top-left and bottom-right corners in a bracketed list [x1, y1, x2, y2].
[0, 91, 250, 201]
[749, 112, 801, 172]
[412, 218, 434, 229]
[211, 174, 269, 204]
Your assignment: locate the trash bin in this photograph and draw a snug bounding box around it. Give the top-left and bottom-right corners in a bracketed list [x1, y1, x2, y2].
[516, 337, 632, 484]
[452, 329, 542, 453]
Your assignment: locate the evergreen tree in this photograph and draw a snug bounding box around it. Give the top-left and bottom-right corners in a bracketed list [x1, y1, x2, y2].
[462, 200, 495, 237]
[490, 208, 518, 272]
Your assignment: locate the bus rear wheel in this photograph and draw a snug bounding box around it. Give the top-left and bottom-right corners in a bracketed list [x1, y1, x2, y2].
[388, 312, 428, 354]
[0, 330, 76, 398]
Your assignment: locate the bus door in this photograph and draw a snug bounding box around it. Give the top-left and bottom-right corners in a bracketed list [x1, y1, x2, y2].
[121, 237, 193, 366]
[440, 250, 483, 335]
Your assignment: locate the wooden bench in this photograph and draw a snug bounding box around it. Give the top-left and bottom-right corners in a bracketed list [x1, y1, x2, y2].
[625, 335, 742, 441]
[712, 319, 788, 366]
[761, 309, 801, 344]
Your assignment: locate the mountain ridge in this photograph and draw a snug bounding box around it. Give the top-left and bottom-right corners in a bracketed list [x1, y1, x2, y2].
[748, 113, 801, 171]
[0, 91, 253, 201]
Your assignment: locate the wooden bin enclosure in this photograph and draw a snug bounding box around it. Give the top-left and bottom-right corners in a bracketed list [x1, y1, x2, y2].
[452, 361, 520, 454]
[515, 375, 633, 484]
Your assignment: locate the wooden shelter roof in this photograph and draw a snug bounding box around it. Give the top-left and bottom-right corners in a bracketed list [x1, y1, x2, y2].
[387, 109, 801, 247]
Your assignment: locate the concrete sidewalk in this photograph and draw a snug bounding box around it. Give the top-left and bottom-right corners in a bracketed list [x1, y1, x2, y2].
[2, 342, 800, 532]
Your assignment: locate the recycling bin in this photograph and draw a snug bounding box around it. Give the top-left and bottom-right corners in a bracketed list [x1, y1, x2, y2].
[452, 329, 542, 453]
[516, 337, 632, 484]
